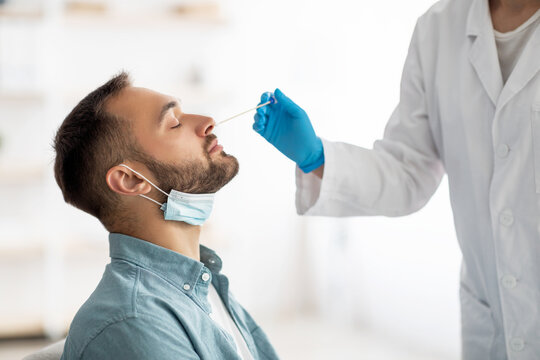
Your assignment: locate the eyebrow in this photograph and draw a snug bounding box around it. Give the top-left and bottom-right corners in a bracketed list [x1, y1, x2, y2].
[158, 100, 180, 125]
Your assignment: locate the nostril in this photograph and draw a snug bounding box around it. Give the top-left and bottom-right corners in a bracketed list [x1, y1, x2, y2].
[205, 125, 214, 135]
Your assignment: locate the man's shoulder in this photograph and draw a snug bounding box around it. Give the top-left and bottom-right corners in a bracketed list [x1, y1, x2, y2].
[62, 262, 140, 358]
[62, 312, 194, 360]
[62, 260, 197, 359]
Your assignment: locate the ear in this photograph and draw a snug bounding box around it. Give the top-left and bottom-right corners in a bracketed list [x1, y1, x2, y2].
[106, 164, 152, 196]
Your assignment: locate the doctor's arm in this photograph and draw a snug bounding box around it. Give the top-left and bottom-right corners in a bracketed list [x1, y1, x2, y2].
[311, 164, 324, 179]
[253, 21, 444, 217]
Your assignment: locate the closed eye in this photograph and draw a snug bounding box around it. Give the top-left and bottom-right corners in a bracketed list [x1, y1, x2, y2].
[171, 123, 182, 129]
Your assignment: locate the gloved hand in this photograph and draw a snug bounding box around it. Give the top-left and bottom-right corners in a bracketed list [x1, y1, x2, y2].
[253, 88, 324, 173]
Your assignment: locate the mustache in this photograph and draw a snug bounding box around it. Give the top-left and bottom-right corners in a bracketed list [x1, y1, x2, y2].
[205, 134, 217, 149]
[204, 134, 218, 156]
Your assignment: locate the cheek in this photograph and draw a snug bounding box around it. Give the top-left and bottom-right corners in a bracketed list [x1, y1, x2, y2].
[134, 128, 160, 156]
[160, 135, 205, 163]
[135, 127, 205, 163]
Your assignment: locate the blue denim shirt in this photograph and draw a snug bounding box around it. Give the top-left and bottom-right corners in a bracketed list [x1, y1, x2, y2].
[61, 233, 279, 360]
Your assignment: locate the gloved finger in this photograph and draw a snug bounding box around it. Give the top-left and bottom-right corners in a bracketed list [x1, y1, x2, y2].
[252, 118, 266, 133]
[256, 105, 269, 117]
[260, 91, 273, 103]
[274, 88, 304, 116]
[253, 113, 267, 127]
[257, 92, 273, 116]
[273, 88, 292, 103]
[274, 88, 301, 108]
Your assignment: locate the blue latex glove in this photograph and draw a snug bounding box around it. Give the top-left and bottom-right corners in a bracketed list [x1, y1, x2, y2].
[253, 89, 324, 173]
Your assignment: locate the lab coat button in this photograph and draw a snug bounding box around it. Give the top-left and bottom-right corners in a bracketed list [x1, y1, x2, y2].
[183, 283, 191, 291]
[510, 337, 525, 351]
[202, 273, 210, 282]
[502, 275, 517, 289]
[496, 144, 510, 158]
[499, 211, 514, 226]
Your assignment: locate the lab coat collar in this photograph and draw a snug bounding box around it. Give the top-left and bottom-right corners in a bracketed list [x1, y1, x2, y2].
[466, 0, 488, 37]
[466, 0, 504, 106]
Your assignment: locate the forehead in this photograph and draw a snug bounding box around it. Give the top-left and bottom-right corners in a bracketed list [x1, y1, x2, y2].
[105, 86, 175, 125]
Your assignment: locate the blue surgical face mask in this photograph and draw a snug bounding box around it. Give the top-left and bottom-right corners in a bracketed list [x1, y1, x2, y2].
[118, 164, 215, 226]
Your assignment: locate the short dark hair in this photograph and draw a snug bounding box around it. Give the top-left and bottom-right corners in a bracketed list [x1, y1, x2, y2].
[53, 71, 134, 229]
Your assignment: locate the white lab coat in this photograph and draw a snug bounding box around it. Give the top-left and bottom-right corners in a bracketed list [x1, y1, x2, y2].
[295, 0, 540, 358]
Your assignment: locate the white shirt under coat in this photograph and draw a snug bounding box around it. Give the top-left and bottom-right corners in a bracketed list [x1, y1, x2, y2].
[295, 0, 540, 358]
[494, 9, 540, 84]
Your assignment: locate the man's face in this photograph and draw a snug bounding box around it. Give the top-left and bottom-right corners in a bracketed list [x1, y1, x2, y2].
[107, 86, 239, 194]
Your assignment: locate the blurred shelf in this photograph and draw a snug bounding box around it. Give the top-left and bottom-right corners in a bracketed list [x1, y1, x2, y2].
[0, 320, 44, 339]
[0, 1, 225, 25]
[62, 3, 226, 27]
[0, 242, 44, 258]
[0, 91, 45, 104]
[169, 2, 223, 22]
[64, 1, 107, 15]
[0, 164, 48, 185]
[0, 3, 44, 20]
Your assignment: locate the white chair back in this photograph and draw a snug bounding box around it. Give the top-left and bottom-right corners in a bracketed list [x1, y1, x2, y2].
[22, 339, 66, 360]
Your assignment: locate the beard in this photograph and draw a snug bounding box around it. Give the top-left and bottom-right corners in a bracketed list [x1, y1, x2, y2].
[133, 134, 239, 197]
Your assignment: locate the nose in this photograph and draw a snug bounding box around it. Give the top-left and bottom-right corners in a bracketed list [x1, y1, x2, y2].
[195, 115, 215, 137]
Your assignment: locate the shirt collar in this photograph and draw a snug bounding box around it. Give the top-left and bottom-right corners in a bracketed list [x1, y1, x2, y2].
[109, 233, 223, 293]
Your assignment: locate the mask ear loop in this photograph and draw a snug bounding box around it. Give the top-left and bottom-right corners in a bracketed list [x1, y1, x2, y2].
[118, 164, 169, 206]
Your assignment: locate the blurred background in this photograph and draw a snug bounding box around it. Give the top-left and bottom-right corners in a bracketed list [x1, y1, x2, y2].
[0, 0, 462, 358]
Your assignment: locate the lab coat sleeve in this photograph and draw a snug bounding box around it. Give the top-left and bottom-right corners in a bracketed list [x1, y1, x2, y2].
[296, 22, 444, 217]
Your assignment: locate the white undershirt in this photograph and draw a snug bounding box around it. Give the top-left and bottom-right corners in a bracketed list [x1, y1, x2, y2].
[207, 285, 254, 360]
[493, 9, 540, 84]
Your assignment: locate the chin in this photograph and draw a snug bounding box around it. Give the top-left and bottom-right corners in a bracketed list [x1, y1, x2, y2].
[219, 150, 233, 157]
[222, 154, 240, 180]
[217, 150, 237, 164]
[204, 151, 239, 193]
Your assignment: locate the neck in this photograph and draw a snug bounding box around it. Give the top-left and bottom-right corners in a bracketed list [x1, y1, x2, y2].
[491, 0, 540, 9]
[113, 206, 202, 261]
[490, 0, 540, 32]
